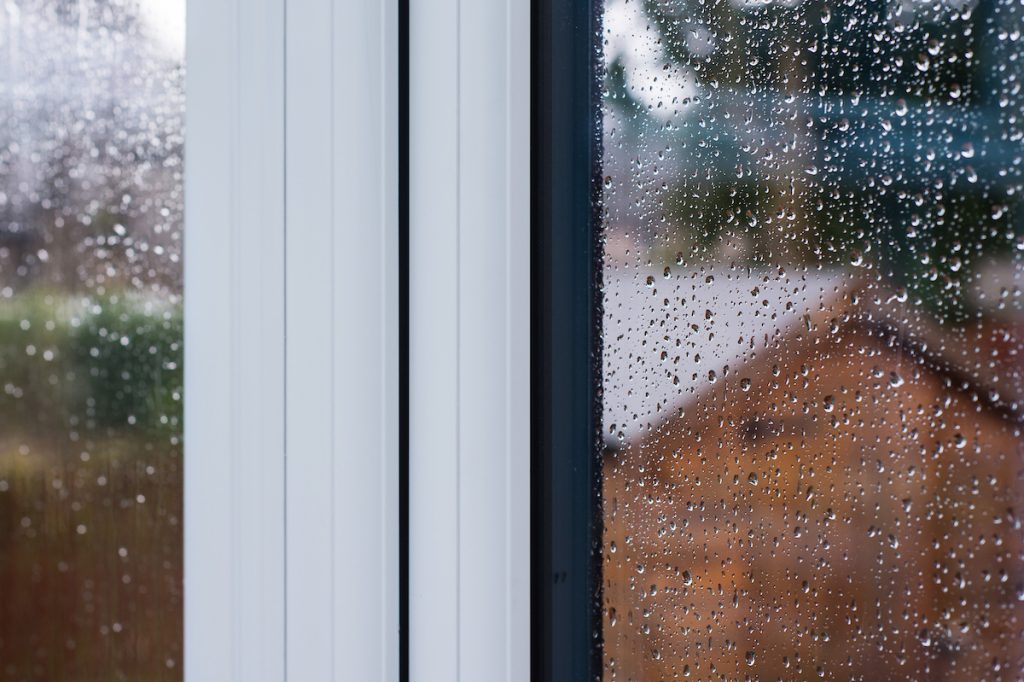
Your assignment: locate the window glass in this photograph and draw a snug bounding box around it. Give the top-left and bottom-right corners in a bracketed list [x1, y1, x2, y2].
[0, 1, 184, 678]
[600, 0, 1023, 678]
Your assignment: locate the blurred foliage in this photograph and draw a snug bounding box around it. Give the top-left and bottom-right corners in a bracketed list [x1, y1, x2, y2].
[0, 291, 182, 436]
[0, 292, 183, 680]
[604, 0, 1023, 323]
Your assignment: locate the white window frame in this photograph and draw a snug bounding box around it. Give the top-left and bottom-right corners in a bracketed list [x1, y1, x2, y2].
[409, 0, 531, 680]
[184, 0, 286, 678]
[185, 0, 529, 678]
[284, 0, 399, 679]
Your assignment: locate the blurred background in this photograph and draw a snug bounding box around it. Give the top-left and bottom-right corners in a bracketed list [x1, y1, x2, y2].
[600, 0, 1024, 679]
[0, 1, 183, 679]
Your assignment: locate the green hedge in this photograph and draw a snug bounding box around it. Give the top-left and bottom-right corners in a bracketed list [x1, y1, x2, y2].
[0, 292, 182, 435]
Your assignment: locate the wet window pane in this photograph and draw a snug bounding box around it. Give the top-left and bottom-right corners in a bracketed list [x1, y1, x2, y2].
[600, 0, 1023, 678]
[0, 1, 184, 679]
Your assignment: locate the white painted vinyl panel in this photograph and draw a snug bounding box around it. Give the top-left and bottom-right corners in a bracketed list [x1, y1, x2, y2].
[409, 0, 461, 676]
[410, 0, 530, 678]
[286, 0, 399, 680]
[185, 0, 286, 679]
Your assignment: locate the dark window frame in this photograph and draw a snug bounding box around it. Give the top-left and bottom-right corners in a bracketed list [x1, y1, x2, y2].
[532, 0, 604, 679]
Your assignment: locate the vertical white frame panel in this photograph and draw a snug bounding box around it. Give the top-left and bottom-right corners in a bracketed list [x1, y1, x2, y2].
[286, 0, 400, 680]
[188, 0, 398, 678]
[185, 0, 286, 679]
[410, 0, 531, 678]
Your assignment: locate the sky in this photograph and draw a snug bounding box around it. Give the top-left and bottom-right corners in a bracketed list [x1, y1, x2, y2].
[138, 0, 185, 59]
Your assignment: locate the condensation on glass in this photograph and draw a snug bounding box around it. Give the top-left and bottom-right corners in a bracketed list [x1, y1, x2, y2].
[0, 2, 184, 679]
[600, 0, 1023, 679]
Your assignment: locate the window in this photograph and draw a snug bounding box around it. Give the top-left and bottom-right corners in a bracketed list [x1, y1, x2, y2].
[10, 1, 1018, 680]
[597, 0, 1024, 678]
[0, 1, 184, 678]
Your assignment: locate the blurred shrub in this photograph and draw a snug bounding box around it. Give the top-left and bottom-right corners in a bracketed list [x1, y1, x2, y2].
[0, 291, 182, 435]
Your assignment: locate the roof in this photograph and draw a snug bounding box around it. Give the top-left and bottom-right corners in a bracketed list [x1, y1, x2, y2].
[601, 264, 1024, 446]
